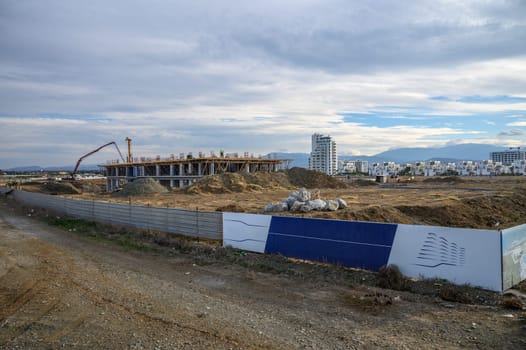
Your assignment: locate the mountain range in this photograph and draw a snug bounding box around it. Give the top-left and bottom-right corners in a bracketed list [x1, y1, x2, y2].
[4, 143, 511, 172]
[269, 143, 507, 168]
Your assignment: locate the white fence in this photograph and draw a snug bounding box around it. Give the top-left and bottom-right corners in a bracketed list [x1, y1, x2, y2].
[8, 189, 222, 240]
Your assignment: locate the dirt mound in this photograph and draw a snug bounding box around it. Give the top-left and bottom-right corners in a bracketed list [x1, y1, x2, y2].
[316, 205, 415, 224]
[185, 172, 292, 194]
[185, 168, 347, 194]
[39, 182, 81, 195]
[395, 189, 526, 229]
[286, 167, 348, 189]
[114, 178, 168, 197]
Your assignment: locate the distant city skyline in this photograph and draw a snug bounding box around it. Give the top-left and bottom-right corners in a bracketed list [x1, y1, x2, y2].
[1, 1, 525, 168]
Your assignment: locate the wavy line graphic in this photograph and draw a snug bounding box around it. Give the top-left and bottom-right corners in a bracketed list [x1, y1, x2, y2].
[224, 219, 268, 228]
[224, 238, 266, 243]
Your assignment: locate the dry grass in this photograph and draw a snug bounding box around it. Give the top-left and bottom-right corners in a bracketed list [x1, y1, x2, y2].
[377, 265, 409, 291]
[439, 284, 473, 304]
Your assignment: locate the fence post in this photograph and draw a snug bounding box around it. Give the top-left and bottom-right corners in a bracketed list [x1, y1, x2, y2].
[196, 206, 199, 237]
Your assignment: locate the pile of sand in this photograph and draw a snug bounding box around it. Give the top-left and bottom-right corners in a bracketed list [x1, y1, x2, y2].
[185, 168, 349, 194]
[185, 172, 292, 194]
[114, 178, 168, 197]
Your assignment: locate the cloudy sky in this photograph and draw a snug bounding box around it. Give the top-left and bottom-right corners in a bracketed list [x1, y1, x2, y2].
[1, 0, 526, 168]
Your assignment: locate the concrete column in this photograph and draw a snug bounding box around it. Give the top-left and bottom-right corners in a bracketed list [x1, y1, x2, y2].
[155, 165, 160, 176]
[179, 163, 184, 176]
[198, 162, 202, 176]
[246, 164, 250, 173]
[115, 168, 119, 177]
[170, 180, 174, 188]
[169, 164, 174, 176]
[187, 163, 192, 175]
[210, 162, 215, 175]
[179, 180, 184, 187]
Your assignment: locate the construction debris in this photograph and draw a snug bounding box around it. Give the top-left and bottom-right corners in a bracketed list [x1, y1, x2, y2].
[264, 188, 347, 213]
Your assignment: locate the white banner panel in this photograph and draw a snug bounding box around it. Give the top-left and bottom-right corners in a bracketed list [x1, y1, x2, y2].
[223, 213, 272, 253]
[388, 224, 502, 291]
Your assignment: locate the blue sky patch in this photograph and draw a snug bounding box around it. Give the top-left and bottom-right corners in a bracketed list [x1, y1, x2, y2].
[339, 109, 526, 137]
[429, 95, 526, 104]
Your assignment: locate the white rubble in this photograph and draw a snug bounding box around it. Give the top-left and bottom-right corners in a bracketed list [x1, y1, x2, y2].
[263, 189, 348, 213]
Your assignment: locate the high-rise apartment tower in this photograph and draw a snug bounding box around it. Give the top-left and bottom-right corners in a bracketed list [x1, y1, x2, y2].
[309, 133, 338, 175]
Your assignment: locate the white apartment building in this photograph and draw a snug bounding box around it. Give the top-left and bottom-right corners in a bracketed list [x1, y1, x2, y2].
[309, 133, 338, 175]
[339, 160, 369, 174]
[355, 160, 369, 173]
[370, 162, 401, 176]
[490, 148, 526, 165]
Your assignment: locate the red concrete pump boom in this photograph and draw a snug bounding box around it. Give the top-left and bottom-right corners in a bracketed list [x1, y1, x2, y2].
[72, 141, 126, 175]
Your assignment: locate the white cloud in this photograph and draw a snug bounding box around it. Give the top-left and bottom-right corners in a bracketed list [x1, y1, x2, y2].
[507, 121, 526, 127]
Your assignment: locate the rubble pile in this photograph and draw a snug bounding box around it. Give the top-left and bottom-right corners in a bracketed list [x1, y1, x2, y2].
[264, 188, 347, 213]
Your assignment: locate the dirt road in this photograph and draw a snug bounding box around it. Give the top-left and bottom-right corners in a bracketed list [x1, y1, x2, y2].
[1, 197, 525, 349]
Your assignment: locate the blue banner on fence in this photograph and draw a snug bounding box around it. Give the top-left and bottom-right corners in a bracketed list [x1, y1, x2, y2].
[265, 216, 398, 271]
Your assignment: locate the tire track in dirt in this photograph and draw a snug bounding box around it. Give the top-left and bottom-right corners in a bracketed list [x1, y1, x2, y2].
[0, 276, 61, 346]
[67, 277, 270, 349]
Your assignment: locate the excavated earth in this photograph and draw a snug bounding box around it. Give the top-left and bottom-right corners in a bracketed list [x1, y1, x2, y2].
[60, 172, 526, 230]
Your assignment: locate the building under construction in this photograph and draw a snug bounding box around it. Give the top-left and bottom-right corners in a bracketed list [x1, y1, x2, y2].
[103, 151, 289, 191]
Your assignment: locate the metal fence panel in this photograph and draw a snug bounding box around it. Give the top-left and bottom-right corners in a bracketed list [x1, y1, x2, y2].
[7, 189, 221, 240]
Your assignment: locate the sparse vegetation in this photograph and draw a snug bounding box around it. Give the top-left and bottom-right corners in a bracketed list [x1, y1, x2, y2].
[439, 284, 473, 304]
[377, 264, 409, 291]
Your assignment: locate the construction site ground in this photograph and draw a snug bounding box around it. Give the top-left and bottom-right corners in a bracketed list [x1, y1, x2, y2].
[1, 173, 526, 348]
[1, 194, 526, 349]
[55, 173, 526, 230]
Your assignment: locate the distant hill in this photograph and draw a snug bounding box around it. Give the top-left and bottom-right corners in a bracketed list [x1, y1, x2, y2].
[266, 152, 309, 168]
[4, 165, 45, 172]
[271, 143, 507, 168]
[6, 144, 510, 172]
[374, 143, 505, 163]
[6, 164, 102, 172]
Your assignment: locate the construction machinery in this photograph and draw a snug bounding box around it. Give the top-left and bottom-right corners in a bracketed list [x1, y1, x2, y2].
[69, 141, 126, 179]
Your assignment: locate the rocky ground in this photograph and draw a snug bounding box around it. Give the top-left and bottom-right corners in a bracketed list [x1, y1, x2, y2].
[1, 193, 526, 349]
